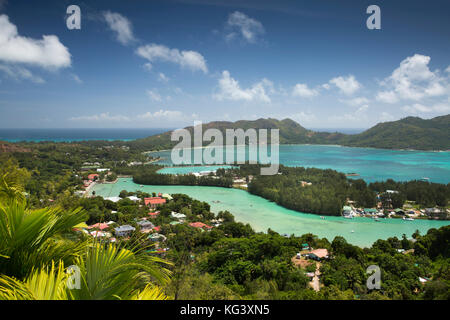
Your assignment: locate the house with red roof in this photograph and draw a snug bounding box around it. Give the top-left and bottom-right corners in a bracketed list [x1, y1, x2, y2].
[148, 211, 160, 218]
[189, 222, 213, 230]
[144, 197, 166, 209]
[87, 223, 109, 230]
[87, 173, 99, 181]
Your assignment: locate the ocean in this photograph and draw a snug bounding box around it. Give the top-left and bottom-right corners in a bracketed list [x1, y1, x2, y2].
[0, 128, 173, 142]
[150, 144, 450, 184]
[0, 127, 363, 142]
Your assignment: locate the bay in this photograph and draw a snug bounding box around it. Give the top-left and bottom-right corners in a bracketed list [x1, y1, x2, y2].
[91, 178, 450, 247]
[150, 144, 450, 183]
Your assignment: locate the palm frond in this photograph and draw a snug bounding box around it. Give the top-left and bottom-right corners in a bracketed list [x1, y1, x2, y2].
[0, 262, 68, 300]
[130, 284, 170, 300]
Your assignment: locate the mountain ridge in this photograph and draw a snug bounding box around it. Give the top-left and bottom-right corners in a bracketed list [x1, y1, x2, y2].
[127, 114, 450, 151]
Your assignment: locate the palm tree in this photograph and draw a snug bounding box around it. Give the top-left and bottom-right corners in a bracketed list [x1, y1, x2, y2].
[68, 242, 171, 300]
[0, 176, 172, 300]
[0, 184, 88, 279]
[0, 244, 171, 300]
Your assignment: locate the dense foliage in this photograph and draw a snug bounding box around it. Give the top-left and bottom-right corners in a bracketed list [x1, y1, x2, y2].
[124, 115, 450, 151]
[244, 165, 448, 216]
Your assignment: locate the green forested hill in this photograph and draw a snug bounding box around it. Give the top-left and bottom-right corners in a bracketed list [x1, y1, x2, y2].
[340, 115, 450, 150]
[127, 115, 450, 151]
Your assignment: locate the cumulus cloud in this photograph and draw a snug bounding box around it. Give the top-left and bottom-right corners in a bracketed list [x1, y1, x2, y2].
[0, 63, 45, 83]
[377, 54, 449, 102]
[292, 84, 318, 98]
[376, 91, 398, 104]
[402, 102, 450, 114]
[136, 43, 208, 73]
[213, 70, 272, 103]
[0, 14, 71, 69]
[226, 11, 265, 44]
[328, 75, 361, 95]
[103, 11, 135, 45]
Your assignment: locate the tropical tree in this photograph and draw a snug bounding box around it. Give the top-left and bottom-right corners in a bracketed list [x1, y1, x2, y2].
[0, 179, 88, 279]
[0, 248, 171, 300]
[0, 175, 172, 300]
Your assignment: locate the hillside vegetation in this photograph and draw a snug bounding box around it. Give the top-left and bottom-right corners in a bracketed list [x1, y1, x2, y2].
[127, 115, 450, 151]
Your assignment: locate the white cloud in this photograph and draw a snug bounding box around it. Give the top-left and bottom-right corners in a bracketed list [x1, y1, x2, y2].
[292, 83, 318, 98]
[340, 96, 369, 107]
[146, 89, 162, 102]
[0, 63, 45, 83]
[136, 43, 208, 73]
[158, 72, 169, 83]
[213, 70, 272, 103]
[402, 102, 450, 114]
[328, 75, 361, 95]
[69, 112, 131, 122]
[377, 54, 449, 102]
[0, 14, 71, 69]
[103, 11, 135, 46]
[226, 11, 265, 44]
[376, 90, 398, 104]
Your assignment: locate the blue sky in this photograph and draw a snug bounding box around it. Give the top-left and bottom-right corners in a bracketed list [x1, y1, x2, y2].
[0, 0, 449, 129]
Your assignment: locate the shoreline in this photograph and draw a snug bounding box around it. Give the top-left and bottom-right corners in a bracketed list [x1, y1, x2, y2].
[145, 143, 450, 156]
[91, 177, 450, 248]
[97, 177, 450, 221]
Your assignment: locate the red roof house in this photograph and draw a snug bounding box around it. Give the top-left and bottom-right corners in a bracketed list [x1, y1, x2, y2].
[144, 197, 166, 208]
[153, 226, 161, 232]
[148, 211, 160, 218]
[189, 222, 213, 229]
[87, 173, 99, 181]
[87, 223, 109, 230]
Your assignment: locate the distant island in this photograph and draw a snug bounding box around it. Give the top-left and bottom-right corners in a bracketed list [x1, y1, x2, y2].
[126, 114, 450, 151]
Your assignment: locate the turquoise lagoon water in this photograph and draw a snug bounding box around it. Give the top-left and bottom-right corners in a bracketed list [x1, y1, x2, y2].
[91, 178, 450, 247]
[157, 165, 236, 175]
[149, 145, 450, 184]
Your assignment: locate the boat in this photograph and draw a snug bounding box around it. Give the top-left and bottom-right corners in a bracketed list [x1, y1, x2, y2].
[403, 217, 414, 221]
[343, 215, 353, 219]
[351, 230, 354, 233]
